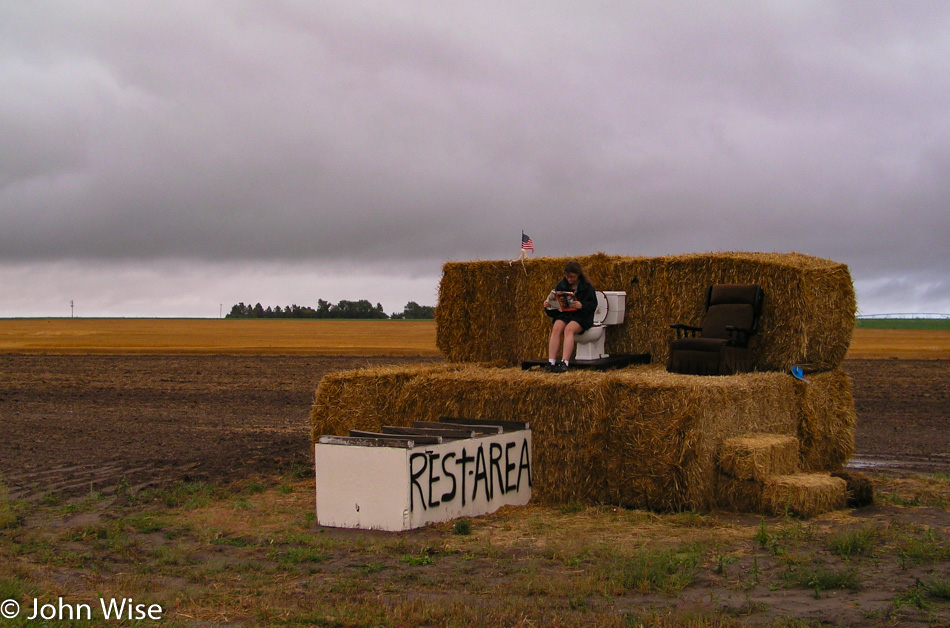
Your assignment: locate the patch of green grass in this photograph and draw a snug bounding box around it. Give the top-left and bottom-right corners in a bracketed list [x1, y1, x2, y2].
[921, 576, 950, 600]
[39, 492, 63, 506]
[879, 488, 950, 509]
[282, 455, 314, 481]
[11, 536, 95, 569]
[453, 518, 472, 535]
[0, 483, 27, 530]
[877, 492, 922, 507]
[600, 543, 702, 594]
[755, 519, 817, 558]
[352, 562, 387, 574]
[666, 511, 719, 528]
[0, 575, 27, 601]
[929, 472, 950, 484]
[754, 520, 787, 556]
[713, 552, 740, 577]
[878, 486, 950, 509]
[62, 525, 112, 543]
[244, 482, 266, 495]
[270, 546, 329, 568]
[122, 512, 165, 534]
[787, 564, 863, 597]
[894, 588, 931, 612]
[114, 476, 132, 496]
[209, 533, 255, 547]
[138, 480, 220, 509]
[896, 529, 950, 565]
[150, 544, 194, 567]
[828, 523, 882, 558]
[401, 553, 435, 566]
[557, 500, 585, 515]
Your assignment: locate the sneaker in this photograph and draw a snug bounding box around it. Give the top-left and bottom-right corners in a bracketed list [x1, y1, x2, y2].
[553, 361, 569, 373]
[542, 362, 557, 373]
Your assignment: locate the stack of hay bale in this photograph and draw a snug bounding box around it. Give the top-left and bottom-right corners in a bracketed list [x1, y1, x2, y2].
[436, 251, 855, 372]
[311, 251, 859, 515]
[715, 433, 847, 517]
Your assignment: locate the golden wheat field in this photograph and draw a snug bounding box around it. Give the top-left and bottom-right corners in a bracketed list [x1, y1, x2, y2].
[0, 318, 947, 358]
[0, 318, 439, 355]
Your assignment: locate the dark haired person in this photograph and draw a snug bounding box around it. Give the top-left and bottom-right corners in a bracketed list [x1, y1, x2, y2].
[543, 260, 598, 372]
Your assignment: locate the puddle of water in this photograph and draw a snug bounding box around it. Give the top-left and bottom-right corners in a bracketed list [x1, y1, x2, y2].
[847, 454, 949, 472]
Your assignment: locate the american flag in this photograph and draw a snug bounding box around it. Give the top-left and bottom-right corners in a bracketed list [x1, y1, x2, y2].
[521, 232, 534, 253]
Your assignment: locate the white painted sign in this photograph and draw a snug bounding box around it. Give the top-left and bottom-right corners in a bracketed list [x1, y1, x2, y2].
[315, 426, 532, 531]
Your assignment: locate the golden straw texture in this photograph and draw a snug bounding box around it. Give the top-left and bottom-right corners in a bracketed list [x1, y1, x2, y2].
[762, 473, 847, 518]
[718, 434, 799, 482]
[435, 251, 856, 371]
[310, 363, 855, 510]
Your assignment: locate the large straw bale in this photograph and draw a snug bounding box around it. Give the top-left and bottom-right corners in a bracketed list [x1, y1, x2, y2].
[763, 473, 847, 518]
[310, 363, 464, 441]
[602, 368, 799, 511]
[718, 434, 799, 482]
[311, 362, 856, 510]
[396, 367, 614, 505]
[436, 252, 856, 371]
[796, 369, 856, 471]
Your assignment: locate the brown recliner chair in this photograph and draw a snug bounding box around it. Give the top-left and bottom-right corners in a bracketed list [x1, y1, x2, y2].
[667, 284, 764, 375]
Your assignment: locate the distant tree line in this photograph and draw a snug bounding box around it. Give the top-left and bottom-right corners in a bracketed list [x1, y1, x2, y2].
[226, 300, 435, 320]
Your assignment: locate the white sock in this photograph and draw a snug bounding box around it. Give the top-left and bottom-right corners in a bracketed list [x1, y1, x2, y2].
[549, 359, 556, 365]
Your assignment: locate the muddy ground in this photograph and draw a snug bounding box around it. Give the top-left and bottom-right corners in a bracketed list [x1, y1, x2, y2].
[0, 355, 947, 501]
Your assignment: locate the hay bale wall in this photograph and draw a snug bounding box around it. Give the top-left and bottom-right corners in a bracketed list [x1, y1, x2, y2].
[436, 252, 856, 372]
[310, 364, 856, 510]
[796, 369, 856, 471]
[602, 369, 800, 511]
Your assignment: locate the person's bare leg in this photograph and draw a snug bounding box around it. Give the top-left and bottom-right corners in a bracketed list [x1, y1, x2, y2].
[562, 321, 583, 364]
[548, 320, 566, 362]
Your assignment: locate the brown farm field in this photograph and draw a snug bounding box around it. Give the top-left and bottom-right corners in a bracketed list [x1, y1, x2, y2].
[1, 319, 948, 626]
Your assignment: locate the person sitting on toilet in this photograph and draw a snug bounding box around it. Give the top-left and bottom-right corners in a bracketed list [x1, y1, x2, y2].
[543, 260, 598, 372]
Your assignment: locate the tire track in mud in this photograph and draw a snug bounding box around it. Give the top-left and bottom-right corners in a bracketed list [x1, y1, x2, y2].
[3, 461, 201, 502]
[0, 354, 442, 502]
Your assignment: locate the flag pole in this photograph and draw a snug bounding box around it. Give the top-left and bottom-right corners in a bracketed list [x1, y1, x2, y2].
[518, 231, 529, 274]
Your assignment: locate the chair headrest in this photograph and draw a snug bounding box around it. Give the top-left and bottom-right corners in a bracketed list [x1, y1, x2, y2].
[707, 284, 763, 307]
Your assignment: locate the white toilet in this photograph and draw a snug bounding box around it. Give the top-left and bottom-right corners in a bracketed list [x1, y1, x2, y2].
[574, 291, 626, 361]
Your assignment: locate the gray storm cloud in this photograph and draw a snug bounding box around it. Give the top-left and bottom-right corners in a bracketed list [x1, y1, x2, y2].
[1, 1, 949, 315]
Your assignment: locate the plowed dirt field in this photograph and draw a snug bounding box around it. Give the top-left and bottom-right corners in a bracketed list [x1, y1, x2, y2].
[0, 354, 946, 501]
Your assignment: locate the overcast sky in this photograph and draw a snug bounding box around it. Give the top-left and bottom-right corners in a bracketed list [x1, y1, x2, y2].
[2, 1, 949, 317]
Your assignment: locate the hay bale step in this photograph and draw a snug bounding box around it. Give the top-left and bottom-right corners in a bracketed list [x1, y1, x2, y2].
[762, 472, 847, 518]
[718, 433, 799, 481]
[714, 475, 765, 514]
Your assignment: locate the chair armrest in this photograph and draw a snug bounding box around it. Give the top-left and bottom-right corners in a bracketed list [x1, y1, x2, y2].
[725, 326, 756, 345]
[670, 323, 702, 339]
